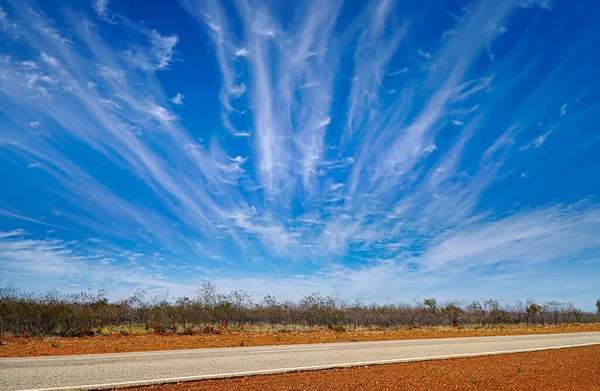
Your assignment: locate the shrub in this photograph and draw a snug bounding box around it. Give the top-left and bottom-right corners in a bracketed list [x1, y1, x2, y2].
[0, 283, 595, 336]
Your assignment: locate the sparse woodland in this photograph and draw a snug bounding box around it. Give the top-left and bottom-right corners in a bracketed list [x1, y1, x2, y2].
[0, 282, 597, 337]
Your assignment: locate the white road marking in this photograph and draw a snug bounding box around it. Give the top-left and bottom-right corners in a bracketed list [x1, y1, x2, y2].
[249, 347, 333, 354]
[15, 341, 600, 391]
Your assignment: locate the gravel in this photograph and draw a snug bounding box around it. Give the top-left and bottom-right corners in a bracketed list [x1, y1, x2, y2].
[2, 323, 600, 358]
[122, 345, 600, 390]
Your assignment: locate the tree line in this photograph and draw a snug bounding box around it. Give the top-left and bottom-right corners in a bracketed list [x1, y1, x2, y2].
[1, 282, 598, 337]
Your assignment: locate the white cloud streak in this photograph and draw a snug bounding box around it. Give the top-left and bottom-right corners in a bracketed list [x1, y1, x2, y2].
[0, 0, 598, 305]
[94, 0, 109, 18]
[169, 93, 184, 105]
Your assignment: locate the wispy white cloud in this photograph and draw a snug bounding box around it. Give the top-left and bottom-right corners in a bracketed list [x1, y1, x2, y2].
[0, 230, 198, 294]
[388, 67, 408, 76]
[0, 7, 7, 26]
[343, 0, 407, 144]
[146, 103, 177, 122]
[20, 60, 39, 70]
[347, 1, 515, 202]
[184, 0, 345, 195]
[124, 28, 178, 71]
[532, 128, 553, 148]
[521, 127, 553, 150]
[0, 229, 27, 238]
[180, 0, 251, 137]
[560, 102, 567, 116]
[169, 93, 184, 105]
[520, 0, 553, 10]
[421, 204, 600, 272]
[1, 0, 599, 307]
[94, 0, 109, 18]
[0, 5, 227, 257]
[418, 49, 431, 58]
[40, 51, 59, 67]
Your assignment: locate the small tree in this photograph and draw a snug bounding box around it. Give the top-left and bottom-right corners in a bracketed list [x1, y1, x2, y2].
[195, 281, 220, 325]
[570, 308, 584, 323]
[422, 298, 438, 325]
[424, 298, 437, 312]
[526, 303, 542, 325]
[466, 301, 484, 324]
[484, 299, 500, 326]
[443, 304, 463, 327]
[596, 299, 600, 315]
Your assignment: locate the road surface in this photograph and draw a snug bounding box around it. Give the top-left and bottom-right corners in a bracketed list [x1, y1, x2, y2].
[2, 332, 600, 391]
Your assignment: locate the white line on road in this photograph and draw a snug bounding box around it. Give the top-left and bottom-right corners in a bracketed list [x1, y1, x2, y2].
[248, 347, 333, 354]
[15, 341, 600, 391]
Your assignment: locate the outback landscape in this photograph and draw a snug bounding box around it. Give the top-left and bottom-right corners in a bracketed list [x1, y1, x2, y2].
[1, 284, 599, 358]
[2, 285, 599, 390]
[2, 0, 600, 389]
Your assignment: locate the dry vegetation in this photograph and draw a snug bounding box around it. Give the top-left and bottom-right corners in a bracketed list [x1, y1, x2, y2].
[120, 344, 600, 390]
[2, 283, 598, 340]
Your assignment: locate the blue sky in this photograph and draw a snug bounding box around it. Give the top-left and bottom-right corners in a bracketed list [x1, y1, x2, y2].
[0, 0, 599, 308]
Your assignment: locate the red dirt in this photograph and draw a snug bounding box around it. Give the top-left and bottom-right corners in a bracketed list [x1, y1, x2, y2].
[1, 323, 599, 358]
[119, 345, 600, 390]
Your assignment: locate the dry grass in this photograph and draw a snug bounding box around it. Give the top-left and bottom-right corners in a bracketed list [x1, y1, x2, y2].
[1, 323, 599, 357]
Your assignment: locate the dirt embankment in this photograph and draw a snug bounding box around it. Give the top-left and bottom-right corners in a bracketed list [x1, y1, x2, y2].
[1, 323, 599, 358]
[123, 344, 600, 391]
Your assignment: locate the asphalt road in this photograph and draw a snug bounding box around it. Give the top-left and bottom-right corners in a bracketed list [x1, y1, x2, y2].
[2, 332, 600, 391]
